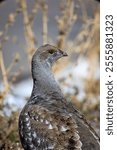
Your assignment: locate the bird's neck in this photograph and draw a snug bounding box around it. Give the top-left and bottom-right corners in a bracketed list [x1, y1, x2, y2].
[31, 62, 63, 99]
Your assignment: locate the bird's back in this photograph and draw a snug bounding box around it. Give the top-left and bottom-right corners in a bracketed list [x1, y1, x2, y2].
[19, 94, 99, 150]
[19, 95, 82, 150]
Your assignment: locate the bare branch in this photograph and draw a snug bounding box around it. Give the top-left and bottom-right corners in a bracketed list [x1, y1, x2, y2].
[20, 0, 35, 62]
[41, 2, 48, 44]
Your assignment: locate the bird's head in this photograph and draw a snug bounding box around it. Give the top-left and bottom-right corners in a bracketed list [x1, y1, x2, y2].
[32, 44, 68, 68]
[30, 45, 67, 104]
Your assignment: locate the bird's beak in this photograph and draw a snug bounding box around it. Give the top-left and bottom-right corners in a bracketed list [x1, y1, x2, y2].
[62, 51, 68, 57]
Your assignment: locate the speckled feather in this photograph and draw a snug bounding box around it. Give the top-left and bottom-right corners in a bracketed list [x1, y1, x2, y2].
[19, 44, 100, 150]
[19, 103, 82, 150]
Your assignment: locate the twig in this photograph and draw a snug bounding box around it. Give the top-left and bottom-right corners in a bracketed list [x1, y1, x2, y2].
[41, 2, 48, 44]
[78, 0, 88, 22]
[56, 0, 77, 49]
[0, 6, 21, 105]
[20, 0, 35, 62]
[0, 12, 17, 43]
[29, 0, 40, 27]
[6, 53, 20, 75]
[0, 50, 10, 105]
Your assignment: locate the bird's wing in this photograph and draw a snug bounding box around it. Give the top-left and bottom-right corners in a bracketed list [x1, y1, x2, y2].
[65, 102, 100, 150]
[19, 104, 82, 150]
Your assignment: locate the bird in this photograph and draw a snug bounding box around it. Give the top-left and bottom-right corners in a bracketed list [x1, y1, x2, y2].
[19, 44, 100, 150]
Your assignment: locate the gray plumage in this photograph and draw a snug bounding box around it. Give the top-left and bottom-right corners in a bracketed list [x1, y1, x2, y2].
[19, 44, 100, 150]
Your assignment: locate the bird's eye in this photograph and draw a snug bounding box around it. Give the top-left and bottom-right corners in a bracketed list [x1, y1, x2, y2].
[48, 49, 55, 54]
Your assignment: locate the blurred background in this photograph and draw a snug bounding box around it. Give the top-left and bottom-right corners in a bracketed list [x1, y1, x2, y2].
[0, 0, 100, 149]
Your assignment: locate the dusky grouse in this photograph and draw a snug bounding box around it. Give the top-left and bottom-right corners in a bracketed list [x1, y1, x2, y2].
[19, 44, 100, 150]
